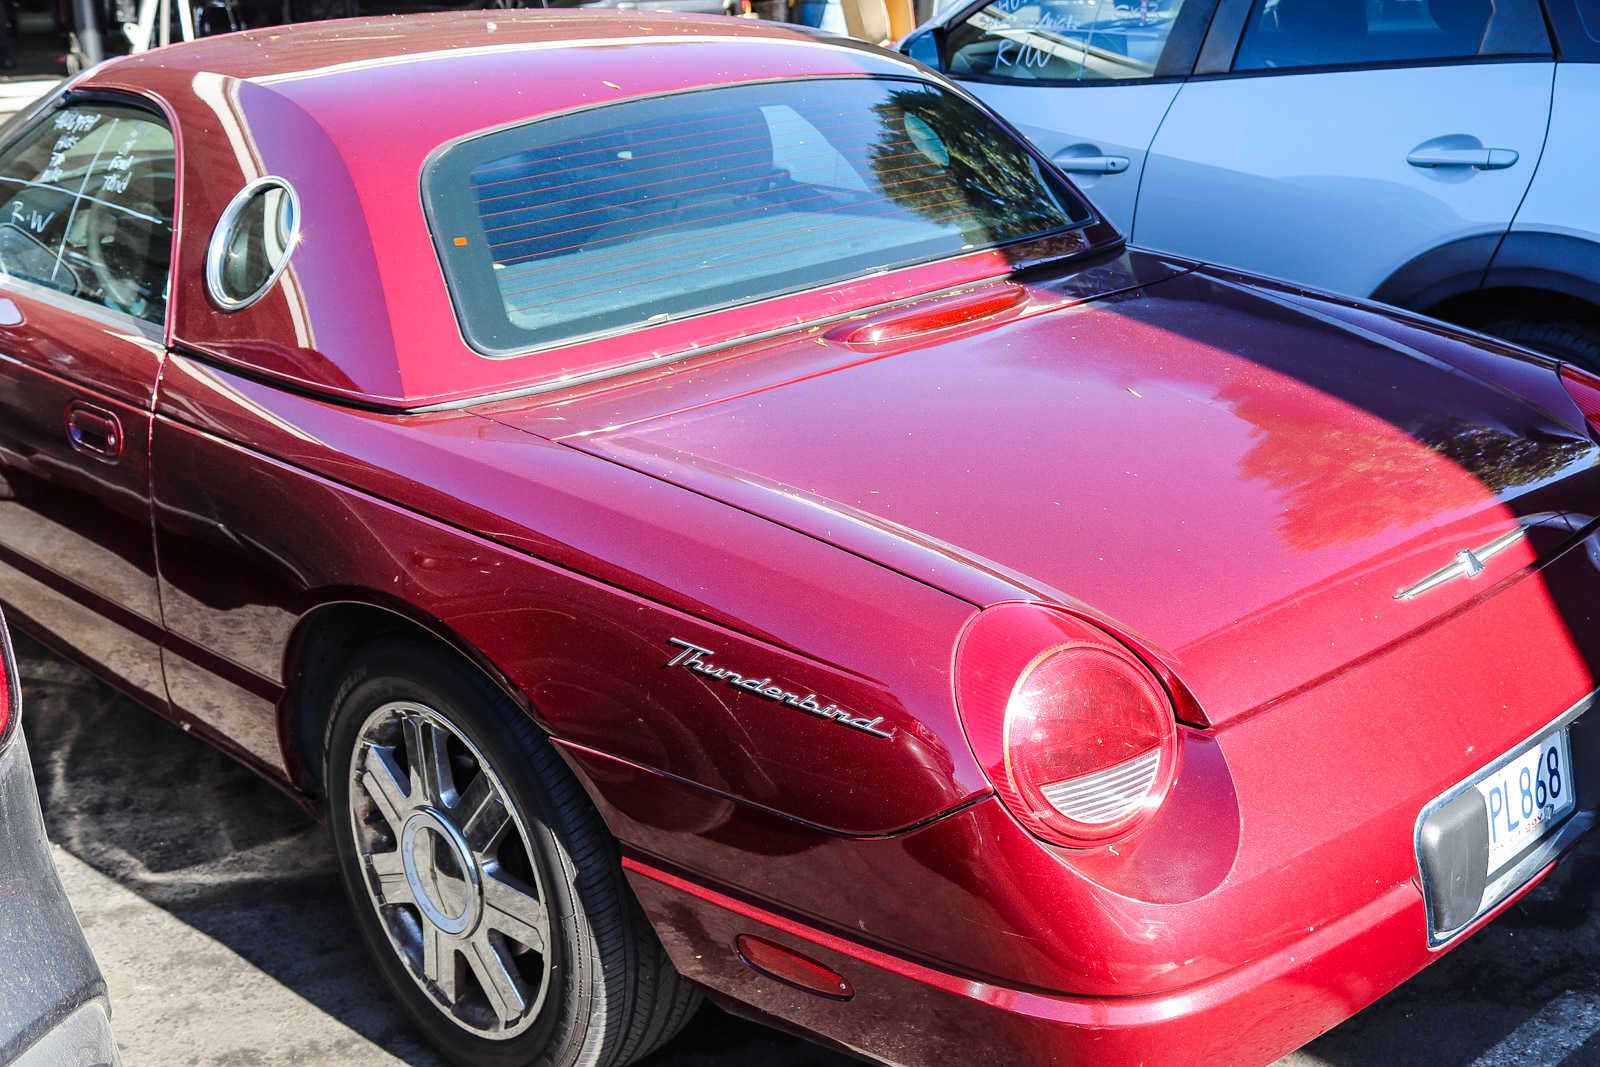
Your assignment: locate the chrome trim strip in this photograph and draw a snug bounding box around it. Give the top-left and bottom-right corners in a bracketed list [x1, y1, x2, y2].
[1414, 686, 1599, 948]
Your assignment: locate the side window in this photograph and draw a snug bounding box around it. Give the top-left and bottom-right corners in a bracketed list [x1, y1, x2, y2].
[0, 101, 175, 323]
[945, 0, 1200, 83]
[207, 178, 300, 310]
[1233, 0, 1552, 72]
[1569, 0, 1600, 41]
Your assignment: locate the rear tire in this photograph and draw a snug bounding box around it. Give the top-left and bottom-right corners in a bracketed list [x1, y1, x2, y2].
[323, 639, 701, 1066]
[1481, 318, 1600, 373]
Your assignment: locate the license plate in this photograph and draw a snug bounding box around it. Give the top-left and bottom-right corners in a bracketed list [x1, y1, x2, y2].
[1475, 729, 1576, 876]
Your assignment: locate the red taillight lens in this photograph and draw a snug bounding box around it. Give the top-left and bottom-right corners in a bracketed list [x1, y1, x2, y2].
[1560, 364, 1600, 439]
[955, 603, 1179, 847]
[0, 615, 13, 746]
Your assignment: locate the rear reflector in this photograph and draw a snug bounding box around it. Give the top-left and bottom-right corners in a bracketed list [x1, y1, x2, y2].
[736, 935, 854, 1000]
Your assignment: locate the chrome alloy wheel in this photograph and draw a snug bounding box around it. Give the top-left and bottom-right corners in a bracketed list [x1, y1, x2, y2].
[348, 700, 552, 1039]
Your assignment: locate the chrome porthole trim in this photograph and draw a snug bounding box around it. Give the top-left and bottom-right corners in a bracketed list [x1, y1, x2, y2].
[204, 175, 301, 312]
[348, 700, 552, 1040]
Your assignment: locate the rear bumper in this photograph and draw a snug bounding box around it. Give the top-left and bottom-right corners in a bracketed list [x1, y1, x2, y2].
[625, 850, 1557, 1067]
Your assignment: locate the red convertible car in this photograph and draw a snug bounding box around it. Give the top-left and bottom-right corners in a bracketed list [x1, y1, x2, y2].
[2, 12, 1599, 1067]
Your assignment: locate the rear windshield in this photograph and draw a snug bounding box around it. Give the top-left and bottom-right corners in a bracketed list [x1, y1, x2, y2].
[424, 77, 1091, 355]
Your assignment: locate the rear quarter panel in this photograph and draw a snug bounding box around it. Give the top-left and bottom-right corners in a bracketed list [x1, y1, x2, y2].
[150, 354, 989, 834]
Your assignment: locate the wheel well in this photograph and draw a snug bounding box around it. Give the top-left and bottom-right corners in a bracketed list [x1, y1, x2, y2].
[1426, 287, 1600, 332]
[283, 602, 523, 798]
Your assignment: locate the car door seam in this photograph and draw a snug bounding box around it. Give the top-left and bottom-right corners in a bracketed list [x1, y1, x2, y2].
[1483, 60, 1560, 288]
[147, 351, 174, 650]
[1129, 80, 1188, 242]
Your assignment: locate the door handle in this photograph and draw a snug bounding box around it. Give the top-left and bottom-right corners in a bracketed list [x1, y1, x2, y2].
[1406, 147, 1519, 171]
[66, 401, 123, 460]
[1052, 154, 1131, 175]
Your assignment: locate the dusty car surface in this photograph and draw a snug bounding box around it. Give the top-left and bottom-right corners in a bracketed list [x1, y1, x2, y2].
[2, 11, 1600, 1067]
[0, 612, 119, 1067]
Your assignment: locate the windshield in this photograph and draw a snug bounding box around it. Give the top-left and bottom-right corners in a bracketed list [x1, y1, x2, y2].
[424, 76, 1092, 355]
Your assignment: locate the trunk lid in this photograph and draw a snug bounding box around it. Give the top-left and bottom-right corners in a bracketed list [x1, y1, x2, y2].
[480, 260, 1600, 726]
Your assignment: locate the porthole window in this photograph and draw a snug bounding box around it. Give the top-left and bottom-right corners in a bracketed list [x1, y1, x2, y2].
[206, 176, 299, 310]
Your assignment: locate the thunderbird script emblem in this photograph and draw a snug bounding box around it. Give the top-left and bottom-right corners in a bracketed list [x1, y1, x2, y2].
[664, 638, 894, 739]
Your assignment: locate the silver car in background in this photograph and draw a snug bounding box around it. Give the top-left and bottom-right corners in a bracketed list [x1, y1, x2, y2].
[0, 615, 118, 1067]
[902, 0, 1600, 368]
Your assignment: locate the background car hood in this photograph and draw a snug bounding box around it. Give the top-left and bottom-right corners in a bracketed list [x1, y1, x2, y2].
[486, 263, 1600, 726]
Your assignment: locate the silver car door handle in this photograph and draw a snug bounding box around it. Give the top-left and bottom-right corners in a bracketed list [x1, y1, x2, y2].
[1406, 147, 1519, 170]
[1052, 154, 1131, 175]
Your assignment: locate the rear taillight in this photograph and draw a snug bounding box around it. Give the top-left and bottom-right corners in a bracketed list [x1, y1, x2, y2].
[1560, 364, 1600, 439]
[0, 613, 13, 747]
[955, 603, 1179, 847]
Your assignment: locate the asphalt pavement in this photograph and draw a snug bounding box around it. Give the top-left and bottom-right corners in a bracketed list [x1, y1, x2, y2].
[15, 632, 1600, 1067]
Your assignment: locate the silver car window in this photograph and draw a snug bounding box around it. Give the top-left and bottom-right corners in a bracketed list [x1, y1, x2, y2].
[946, 0, 1201, 82]
[1233, 0, 1551, 72]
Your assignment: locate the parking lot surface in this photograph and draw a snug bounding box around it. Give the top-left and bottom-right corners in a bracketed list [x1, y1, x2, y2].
[17, 632, 1600, 1067]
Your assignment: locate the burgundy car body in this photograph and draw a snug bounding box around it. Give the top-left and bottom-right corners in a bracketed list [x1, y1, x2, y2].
[1, 13, 1599, 1066]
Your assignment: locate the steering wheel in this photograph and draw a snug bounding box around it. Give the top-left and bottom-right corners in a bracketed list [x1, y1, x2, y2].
[80, 164, 173, 315]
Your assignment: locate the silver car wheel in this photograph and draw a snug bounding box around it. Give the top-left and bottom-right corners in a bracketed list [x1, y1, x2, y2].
[347, 700, 552, 1040]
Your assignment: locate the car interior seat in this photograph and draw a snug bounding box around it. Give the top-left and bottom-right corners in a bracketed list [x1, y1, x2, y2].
[1267, 0, 1368, 66]
[1428, 0, 1491, 56]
